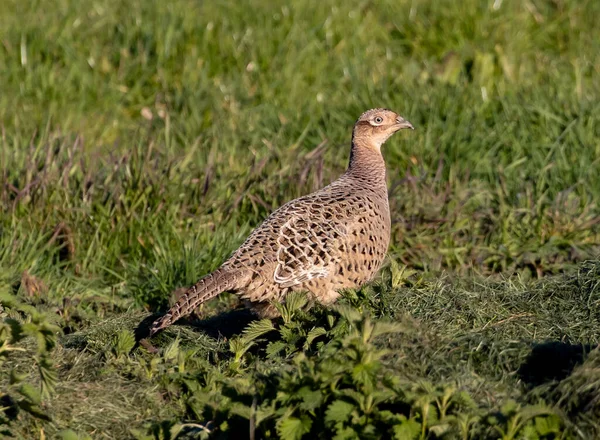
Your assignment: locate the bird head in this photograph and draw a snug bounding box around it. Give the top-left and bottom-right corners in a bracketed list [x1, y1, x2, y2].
[352, 108, 414, 151]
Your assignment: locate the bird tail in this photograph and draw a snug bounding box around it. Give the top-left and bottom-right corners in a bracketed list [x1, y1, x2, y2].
[148, 268, 238, 336]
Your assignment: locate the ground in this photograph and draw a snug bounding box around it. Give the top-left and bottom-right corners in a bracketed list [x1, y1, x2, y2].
[1, 0, 599, 438]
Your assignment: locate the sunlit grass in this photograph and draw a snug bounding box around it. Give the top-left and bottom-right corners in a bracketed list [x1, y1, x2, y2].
[1, 0, 599, 437]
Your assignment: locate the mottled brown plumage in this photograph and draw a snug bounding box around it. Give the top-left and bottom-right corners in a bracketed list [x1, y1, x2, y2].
[149, 108, 413, 336]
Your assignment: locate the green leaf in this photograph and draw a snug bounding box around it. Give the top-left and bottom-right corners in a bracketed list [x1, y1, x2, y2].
[333, 305, 362, 324]
[327, 314, 337, 329]
[518, 404, 556, 421]
[38, 355, 58, 398]
[277, 415, 312, 440]
[36, 321, 60, 353]
[266, 340, 287, 359]
[279, 325, 301, 345]
[229, 401, 252, 419]
[388, 260, 417, 288]
[276, 291, 309, 324]
[169, 423, 186, 438]
[17, 400, 52, 422]
[163, 337, 180, 361]
[304, 327, 327, 349]
[429, 422, 452, 437]
[9, 368, 26, 384]
[19, 382, 41, 405]
[392, 416, 420, 440]
[5, 318, 25, 345]
[284, 291, 309, 313]
[325, 400, 355, 425]
[0, 292, 19, 308]
[297, 387, 322, 411]
[371, 321, 408, 339]
[241, 319, 275, 344]
[113, 329, 136, 357]
[500, 399, 519, 416]
[255, 406, 277, 427]
[129, 428, 153, 440]
[340, 389, 365, 408]
[332, 426, 360, 440]
[229, 337, 253, 362]
[352, 361, 378, 388]
[58, 429, 82, 440]
[534, 414, 561, 434]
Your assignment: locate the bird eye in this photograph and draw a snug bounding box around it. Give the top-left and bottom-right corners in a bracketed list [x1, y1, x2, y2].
[373, 116, 383, 124]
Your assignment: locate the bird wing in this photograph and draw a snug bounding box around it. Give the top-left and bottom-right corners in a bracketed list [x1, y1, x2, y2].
[273, 213, 348, 288]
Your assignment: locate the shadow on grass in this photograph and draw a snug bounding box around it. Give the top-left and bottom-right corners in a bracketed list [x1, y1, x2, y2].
[135, 308, 257, 343]
[518, 341, 596, 386]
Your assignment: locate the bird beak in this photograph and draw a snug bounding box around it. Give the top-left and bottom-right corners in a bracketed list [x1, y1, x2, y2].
[395, 116, 414, 130]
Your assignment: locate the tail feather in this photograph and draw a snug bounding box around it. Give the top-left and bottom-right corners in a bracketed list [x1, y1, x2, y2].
[148, 269, 237, 336]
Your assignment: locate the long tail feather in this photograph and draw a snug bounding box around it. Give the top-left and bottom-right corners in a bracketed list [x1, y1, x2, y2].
[148, 269, 237, 336]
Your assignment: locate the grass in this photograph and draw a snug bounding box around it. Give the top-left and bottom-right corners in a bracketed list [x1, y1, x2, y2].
[1, 0, 599, 438]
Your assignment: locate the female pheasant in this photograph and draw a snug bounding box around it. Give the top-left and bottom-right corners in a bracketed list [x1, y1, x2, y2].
[149, 108, 413, 336]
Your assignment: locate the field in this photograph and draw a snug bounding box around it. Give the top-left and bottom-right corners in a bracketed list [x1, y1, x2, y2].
[1, 0, 600, 438]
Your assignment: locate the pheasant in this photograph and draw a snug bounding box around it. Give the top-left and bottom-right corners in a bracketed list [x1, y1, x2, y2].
[148, 108, 413, 336]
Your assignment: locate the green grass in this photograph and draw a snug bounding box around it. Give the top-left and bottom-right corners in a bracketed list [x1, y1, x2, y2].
[1, 0, 599, 438]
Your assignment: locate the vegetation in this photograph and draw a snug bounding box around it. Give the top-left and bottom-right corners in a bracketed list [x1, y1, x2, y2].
[1, 0, 599, 438]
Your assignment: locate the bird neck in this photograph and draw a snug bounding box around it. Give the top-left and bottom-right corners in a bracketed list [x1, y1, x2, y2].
[346, 138, 388, 188]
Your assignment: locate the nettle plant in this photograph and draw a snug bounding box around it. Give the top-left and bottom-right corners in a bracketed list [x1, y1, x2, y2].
[146, 292, 563, 440]
[0, 292, 59, 434]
